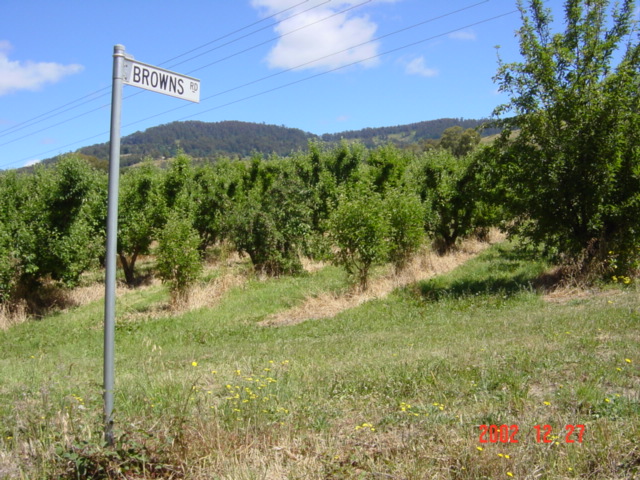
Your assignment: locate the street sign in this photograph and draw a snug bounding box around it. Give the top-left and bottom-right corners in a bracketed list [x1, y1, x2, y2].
[123, 58, 200, 103]
[104, 44, 201, 446]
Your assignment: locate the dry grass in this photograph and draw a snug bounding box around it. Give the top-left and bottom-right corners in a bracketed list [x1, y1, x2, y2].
[260, 231, 505, 327]
[0, 301, 27, 331]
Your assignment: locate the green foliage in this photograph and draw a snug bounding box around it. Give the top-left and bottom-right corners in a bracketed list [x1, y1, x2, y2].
[155, 211, 202, 307]
[0, 222, 18, 303]
[324, 140, 365, 185]
[118, 163, 165, 285]
[439, 126, 481, 158]
[36, 156, 106, 286]
[5, 156, 106, 290]
[226, 158, 313, 275]
[328, 182, 389, 289]
[0, 172, 31, 303]
[366, 143, 411, 193]
[384, 189, 426, 272]
[192, 164, 230, 251]
[490, 0, 640, 276]
[163, 152, 195, 211]
[408, 150, 484, 253]
[55, 434, 172, 479]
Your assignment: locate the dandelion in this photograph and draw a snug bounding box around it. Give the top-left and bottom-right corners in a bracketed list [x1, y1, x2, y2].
[356, 422, 375, 431]
[625, 358, 632, 363]
[191, 361, 198, 367]
[543, 401, 551, 406]
[476, 446, 484, 452]
[507, 473, 514, 478]
[505, 455, 511, 459]
[211, 370, 217, 374]
[605, 398, 611, 403]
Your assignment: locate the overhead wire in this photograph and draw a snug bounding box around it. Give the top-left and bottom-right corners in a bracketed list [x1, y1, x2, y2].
[0, 0, 346, 152]
[175, 10, 519, 123]
[165, 0, 334, 70]
[0, 87, 111, 139]
[0, 0, 329, 147]
[178, 1, 373, 75]
[159, 0, 315, 67]
[108, 1, 495, 134]
[4, 5, 517, 169]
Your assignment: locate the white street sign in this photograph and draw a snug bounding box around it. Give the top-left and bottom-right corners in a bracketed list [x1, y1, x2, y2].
[123, 58, 200, 103]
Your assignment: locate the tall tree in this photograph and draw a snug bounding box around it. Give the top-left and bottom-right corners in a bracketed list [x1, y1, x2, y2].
[490, 0, 640, 275]
[440, 126, 481, 158]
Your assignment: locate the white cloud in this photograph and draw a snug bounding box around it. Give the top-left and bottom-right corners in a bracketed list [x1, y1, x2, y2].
[251, 0, 395, 71]
[404, 56, 438, 77]
[23, 158, 42, 167]
[448, 30, 476, 41]
[0, 41, 83, 96]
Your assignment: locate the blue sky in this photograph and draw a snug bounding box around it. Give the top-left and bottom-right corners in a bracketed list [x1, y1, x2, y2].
[0, 0, 564, 169]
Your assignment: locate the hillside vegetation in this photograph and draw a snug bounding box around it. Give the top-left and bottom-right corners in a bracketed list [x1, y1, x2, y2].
[36, 117, 496, 168]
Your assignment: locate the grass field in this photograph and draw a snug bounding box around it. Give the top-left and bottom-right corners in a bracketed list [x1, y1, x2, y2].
[0, 241, 639, 479]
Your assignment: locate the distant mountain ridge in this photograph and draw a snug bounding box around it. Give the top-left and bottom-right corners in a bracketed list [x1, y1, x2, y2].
[70, 118, 496, 167]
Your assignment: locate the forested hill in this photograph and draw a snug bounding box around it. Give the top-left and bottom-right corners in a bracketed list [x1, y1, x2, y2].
[69, 118, 497, 167]
[77, 121, 317, 167]
[321, 118, 498, 145]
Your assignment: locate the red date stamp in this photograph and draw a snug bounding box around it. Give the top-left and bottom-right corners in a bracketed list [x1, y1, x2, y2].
[479, 424, 585, 443]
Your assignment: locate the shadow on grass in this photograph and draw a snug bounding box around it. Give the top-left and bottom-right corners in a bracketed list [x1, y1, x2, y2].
[414, 244, 548, 302]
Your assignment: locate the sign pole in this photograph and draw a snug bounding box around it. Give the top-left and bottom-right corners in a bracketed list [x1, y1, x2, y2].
[104, 44, 125, 446]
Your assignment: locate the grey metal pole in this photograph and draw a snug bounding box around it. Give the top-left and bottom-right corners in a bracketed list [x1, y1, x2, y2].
[104, 44, 125, 447]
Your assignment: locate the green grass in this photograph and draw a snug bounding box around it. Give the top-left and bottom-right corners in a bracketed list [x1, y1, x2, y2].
[1, 242, 639, 479]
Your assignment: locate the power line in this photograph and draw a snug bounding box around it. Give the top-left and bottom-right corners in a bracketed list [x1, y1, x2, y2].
[0, 1, 326, 150]
[0, 87, 111, 138]
[183, 0, 372, 76]
[159, 0, 316, 67]
[166, 0, 334, 70]
[176, 11, 519, 122]
[4, 8, 517, 170]
[105, 1, 494, 134]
